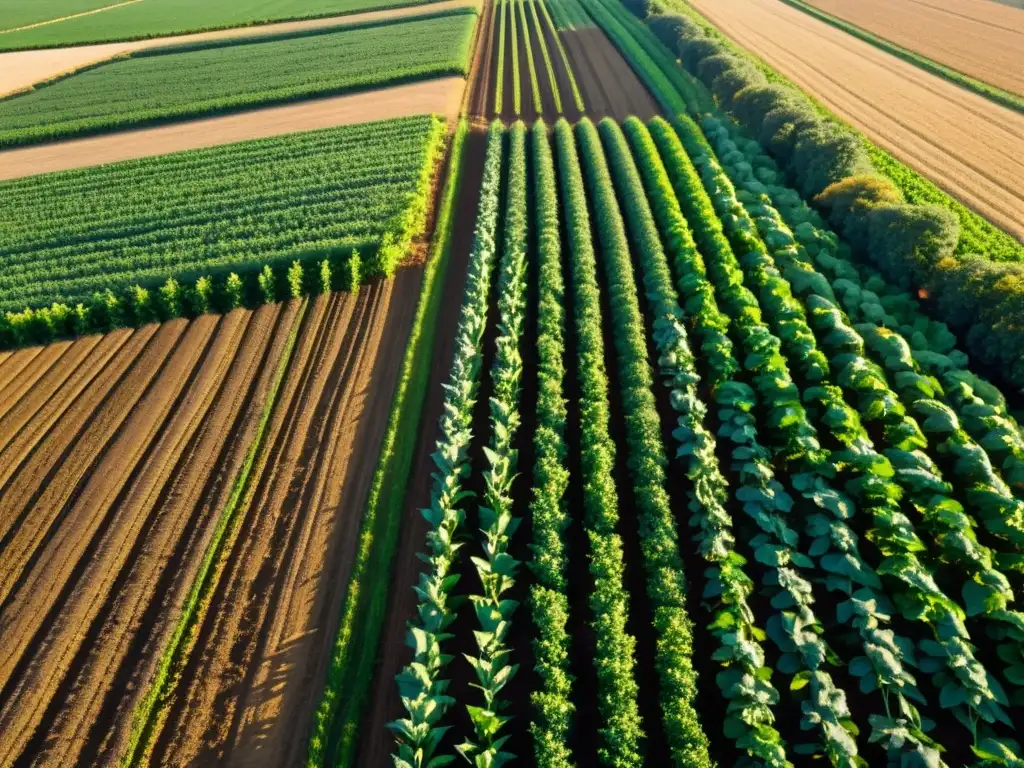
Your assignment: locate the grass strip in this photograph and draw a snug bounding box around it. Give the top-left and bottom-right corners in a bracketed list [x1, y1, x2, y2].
[305, 119, 470, 768]
[119, 297, 309, 767]
[779, 0, 1024, 115]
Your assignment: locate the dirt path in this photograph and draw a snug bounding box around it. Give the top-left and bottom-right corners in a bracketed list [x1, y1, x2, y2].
[560, 27, 659, 121]
[0, 77, 465, 180]
[355, 126, 487, 768]
[0, 0, 478, 98]
[148, 275, 421, 767]
[807, 0, 1024, 96]
[467, 0, 496, 118]
[688, 0, 1024, 242]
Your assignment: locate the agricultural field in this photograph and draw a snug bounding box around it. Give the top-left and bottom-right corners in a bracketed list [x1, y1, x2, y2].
[363, 111, 1024, 767]
[0, 0, 452, 49]
[0, 115, 443, 320]
[684, 0, 1024, 244]
[0, 10, 475, 147]
[6, 0, 1024, 765]
[0, 0, 130, 30]
[803, 0, 1024, 98]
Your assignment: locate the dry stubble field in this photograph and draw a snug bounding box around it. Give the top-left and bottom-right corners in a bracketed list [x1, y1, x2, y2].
[807, 0, 1024, 96]
[688, 0, 1024, 243]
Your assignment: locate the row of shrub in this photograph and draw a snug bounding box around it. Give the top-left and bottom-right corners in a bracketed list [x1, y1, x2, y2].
[627, 0, 1024, 391]
[0, 250, 362, 348]
[679, 115, 1017, 756]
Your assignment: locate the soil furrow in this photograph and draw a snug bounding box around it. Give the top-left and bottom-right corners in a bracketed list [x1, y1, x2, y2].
[0, 333, 107, 457]
[0, 317, 219, 766]
[180, 289, 363, 764]
[86, 301, 299, 766]
[232, 271, 419, 767]
[0, 321, 178, 585]
[0, 346, 42, 393]
[0, 340, 73, 422]
[0, 327, 148, 500]
[147, 295, 339, 765]
[19, 309, 263, 767]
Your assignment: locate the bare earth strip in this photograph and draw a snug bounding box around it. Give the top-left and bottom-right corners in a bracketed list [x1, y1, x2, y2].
[0, 313, 231, 765]
[0, 0, 477, 98]
[8, 306, 290, 767]
[688, 0, 1024, 242]
[0, 333, 105, 454]
[150, 273, 420, 767]
[807, 0, 1024, 96]
[0, 346, 42, 402]
[0, 77, 465, 180]
[0, 340, 72, 422]
[0, 327, 151, 498]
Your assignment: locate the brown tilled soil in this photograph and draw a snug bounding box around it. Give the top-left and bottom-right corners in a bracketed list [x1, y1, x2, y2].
[807, 0, 1024, 96]
[0, 347, 41, 396]
[467, 0, 496, 118]
[559, 27, 659, 121]
[0, 77, 465, 180]
[0, 0, 479, 98]
[355, 126, 488, 768]
[0, 316, 217, 764]
[0, 339, 72, 422]
[515, 1, 540, 122]
[688, 0, 1024, 242]
[148, 274, 421, 767]
[536, 2, 582, 121]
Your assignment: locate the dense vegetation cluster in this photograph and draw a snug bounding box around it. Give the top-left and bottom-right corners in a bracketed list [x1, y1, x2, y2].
[389, 106, 1024, 767]
[0, 115, 445, 344]
[0, 10, 476, 147]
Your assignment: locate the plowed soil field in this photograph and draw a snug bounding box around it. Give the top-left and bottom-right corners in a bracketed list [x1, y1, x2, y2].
[688, 0, 1024, 242]
[807, 0, 1024, 96]
[0, 274, 421, 765]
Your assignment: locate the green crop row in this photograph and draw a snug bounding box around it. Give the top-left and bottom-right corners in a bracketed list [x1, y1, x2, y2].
[527, 120, 575, 768]
[0, 116, 445, 334]
[536, 0, 585, 112]
[509, 0, 522, 114]
[516, 0, 543, 114]
[0, 0, 456, 51]
[618, 116, 791, 766]
[553, 118, 645, 765]
[0, 11, 475, 148]
[526, 1, 562, 113]
[388, 120, 505, 768]
[459, 121, 530, 765]
[578, 117, 713, 766]
[305, 118, 470, 768]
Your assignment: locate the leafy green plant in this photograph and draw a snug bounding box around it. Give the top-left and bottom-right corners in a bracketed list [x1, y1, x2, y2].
[579, 118, 713, 767]
[389, 120, 506, 768]
[553, 117, 644, 766]
[527, 120, 574, 768]
[458, 121, 530, 767]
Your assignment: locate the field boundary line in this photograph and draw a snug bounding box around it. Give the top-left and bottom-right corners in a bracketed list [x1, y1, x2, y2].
[0, 0, 142, 35]
[117, 299, 308, 768]
[0, 0, 460, 51]
[304, 119, 470, 768]
[779, 0, 1024, 115]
